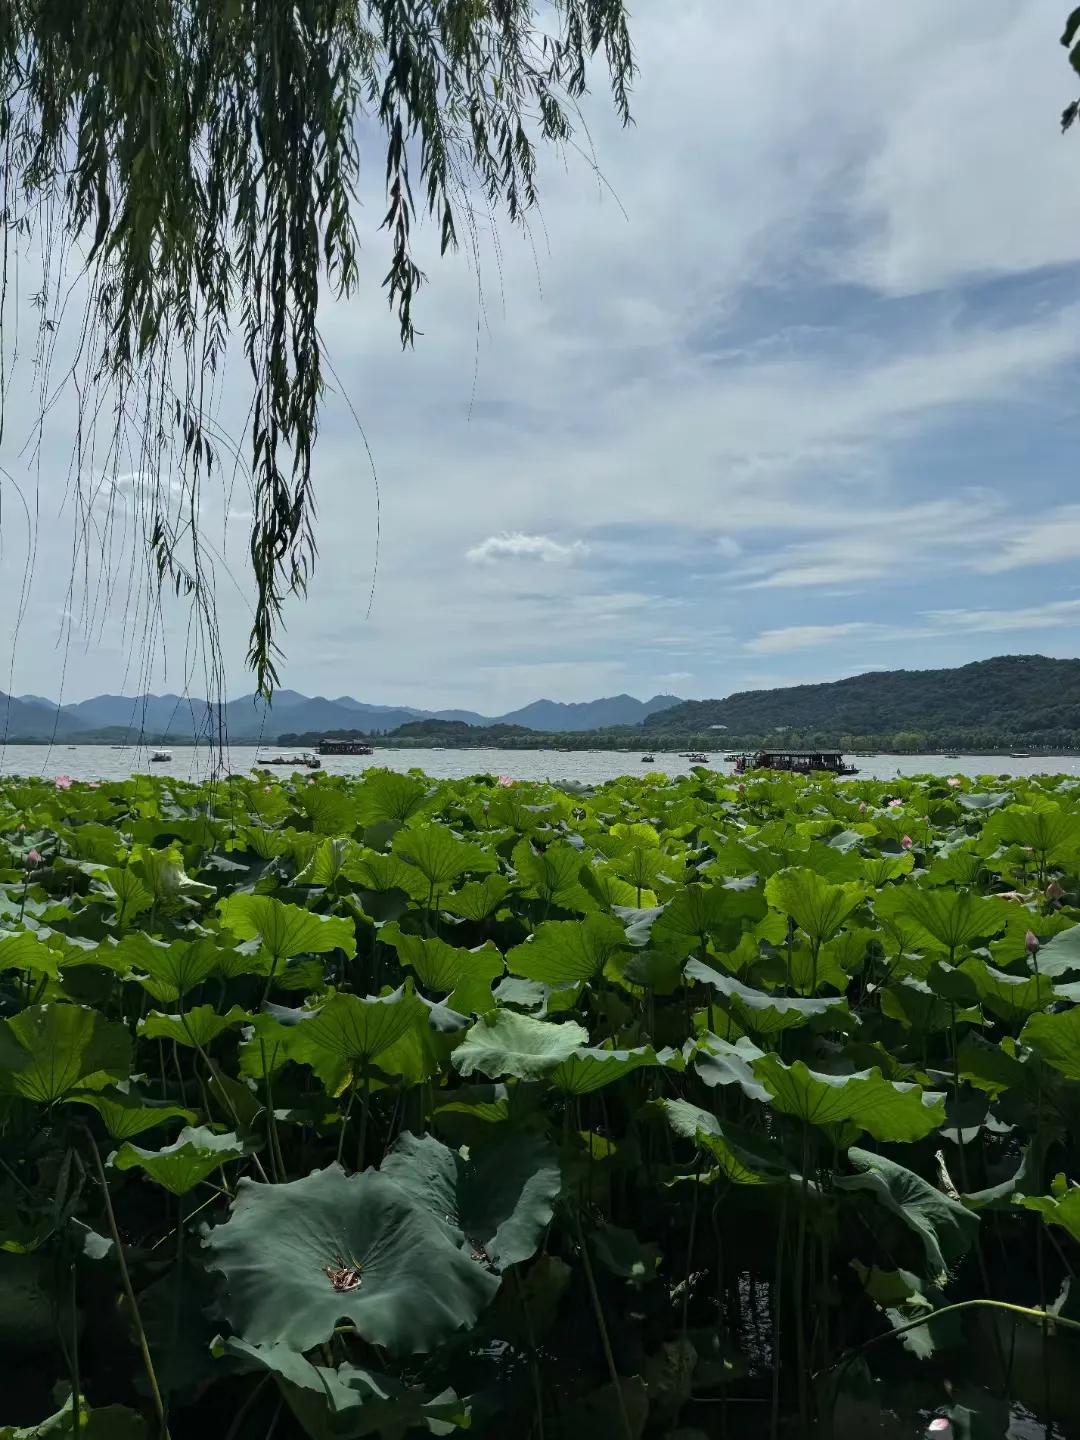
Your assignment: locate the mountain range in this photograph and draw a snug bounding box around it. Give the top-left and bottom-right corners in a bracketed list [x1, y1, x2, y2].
[0, 689, 682, 742]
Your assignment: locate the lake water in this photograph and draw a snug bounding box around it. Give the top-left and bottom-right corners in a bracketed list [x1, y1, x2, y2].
[4, 744, 1078, 785]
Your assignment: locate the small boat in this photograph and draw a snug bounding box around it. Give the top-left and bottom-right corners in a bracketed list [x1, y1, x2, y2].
[686, 752, 708, 764]
[150, 750, 172, 763]
[256, 752, 321, 770]
[640, 754, 655, 764]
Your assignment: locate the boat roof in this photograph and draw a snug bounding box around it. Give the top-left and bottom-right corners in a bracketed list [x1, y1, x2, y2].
[755, 749, 843, 758]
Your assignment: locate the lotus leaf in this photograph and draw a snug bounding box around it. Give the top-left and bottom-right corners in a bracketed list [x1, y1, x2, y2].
[507, 913, 626, 985]
[753, 1055, 946, 1142]
[0, 1004, 130, 1102]
[217, 893, 356, 962]
[112, 1125, 251, 1194]
[452, 1010, 589, 1080]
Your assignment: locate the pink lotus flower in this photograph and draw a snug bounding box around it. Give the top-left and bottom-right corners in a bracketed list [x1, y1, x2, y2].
[497, 775, 513, 787]
[858, 801, 867, 814]
[1046, 880, 1064, 901]
[901, 834, 913, 850]
[54, 775, 72, 790]
[887, 798, 903, 809]
[27, 849, 41, 864]
[947, 777, 961, 787]
[1025, 930, 1039, 955]
[306, 777, 316, 785]
[263, 785, 272, 792]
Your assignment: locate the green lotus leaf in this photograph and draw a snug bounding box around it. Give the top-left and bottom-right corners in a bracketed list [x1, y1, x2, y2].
[651, 884, 766, 958]
[582, 863, 656, 910]
[346, 850, 430, 900]
[66, 1082, 196, 1139]
[217, 894, 356, 962]
[0, 932, 61, 979]
[764, 868, 865, 947]
[1028, 923, 1080, 978]
[512, 838, 592, 910]
[753, 1055, 945, 1142]
[130, 845, 213, 902]
[204, 1163, 499, 1354]
[112, 1125, 251, 1195]
[550, 1044, 664, 1095]
[0, 1397, 147, 1438]
[441, 873, 512, 920]
[293, 835, 363, 886]
[452, 1011, 589, 1080]
[96, 866, 155, 925]
[295, 786, 360, 836]
[836, 1148, 979, 1278]
[693, 1034, 771, 1102]
[984, 801, 1080, 866]
[861, 853, 915, 885]
[660, 1099, 792, 1184]
[380, 924, 504, 1013]
[293, 985, 427, 1070]
[686, 960, 848, 1034]
[380, 1129, 561, 1269]
[1020, 1006, 1080, 1079]
[139, 1004, 253, 1049]
[113, 933, 222, 1001]
[589, 1222, 660, 1287]
[1019, 1176, 1080, 1242]
[874, 886, 1011, 956]
[880, 977, 953, 1033]
[954, 956, 1055, 1024]
[956, 1032, 1031, 1098]
[391, 825, 494, 890]
[507, 913, 626, 985]
[354, 769, 430, 825]
[0, 1004, 131, 1103]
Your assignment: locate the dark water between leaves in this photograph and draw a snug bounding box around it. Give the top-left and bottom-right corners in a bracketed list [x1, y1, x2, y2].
[3, 744, 1078, 786]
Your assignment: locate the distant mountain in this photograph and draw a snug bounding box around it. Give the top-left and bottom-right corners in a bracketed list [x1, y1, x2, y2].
[1, 688, 683, 741]
[497, 694, 682, 732]
[643, 655, 1080, 740]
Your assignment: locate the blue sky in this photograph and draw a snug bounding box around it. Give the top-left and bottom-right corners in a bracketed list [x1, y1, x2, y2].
[1, 0, 1080, 711]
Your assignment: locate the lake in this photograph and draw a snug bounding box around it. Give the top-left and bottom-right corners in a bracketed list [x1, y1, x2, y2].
[7, 743, 1079, 784]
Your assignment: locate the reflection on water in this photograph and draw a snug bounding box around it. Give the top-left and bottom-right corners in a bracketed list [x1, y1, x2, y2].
[2, 743, 1078, 785]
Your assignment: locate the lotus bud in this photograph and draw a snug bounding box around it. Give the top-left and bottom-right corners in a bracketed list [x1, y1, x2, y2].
[925, 1421, 953, 1439]
[1046, 880, 1064, 901]
[858, 801, 867, 814]
[27, 849, 41, 864]
[901, 835, 913, 850]
[1025, 930, 1039, 955]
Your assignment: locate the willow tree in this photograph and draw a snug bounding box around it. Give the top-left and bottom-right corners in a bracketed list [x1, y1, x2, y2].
[0, 2, 633, 692]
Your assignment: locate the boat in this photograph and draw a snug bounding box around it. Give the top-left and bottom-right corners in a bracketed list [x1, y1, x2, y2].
[150, 750, 172, 763]
[318, 739, 374, 756]
[256, 752, 322, 770]
[733, 749, 858, 776]
[686, 752, 708, 764]
[640, 754, 655, 764]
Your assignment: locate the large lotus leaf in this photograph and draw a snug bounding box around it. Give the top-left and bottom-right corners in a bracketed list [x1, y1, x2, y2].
[139, 1004, 253, 1049]
[1020, 1007, 1080, 1079]
[651, 884, 766, 958]
[0, 932, 61, 979]
[204, 1163, 499, 1354]
[354, 770, 430, 825]
[130, 845, 214, 903]
[0, 1398, 146, 1439]
[348, 850, 430, 900]
[294, 986, 427, 1067]
[1029, 923, 1080, 978]
[861, 853, 915, 886]
[214, 1335, 465, 1439]
[550, 1044, 667, 1095]
[391, 826, 494, 890]
[66, 1082, 196, 1140]
[581, 862, 656, 911]
[764, 868, 864, 947]
[880, 977, 953, 1034]
[693, 1034, 771, 1102]
[873, 886, 1011, 956]
[836, 1148, 979, 1279]
[954, 956, 1055, 1024]
[380, 924, 504, 1013]
[984, 801, 1080, 864]
[686, 960, 848, 1034]
[112, 1126, 251, 1195]
[452, 1011, 588, 1080]
[507, 914, 627, 985]
[0, 1004, 131, 1103]
[295, 786, 360, 836]
[956, 1032, 1031, 1099]
[294, 835, 363, 886]
[440, 874, 511, 922]
[217, 894, 356, 962]
[512, 839, 591, 910]
[113, 933, 222, 1001]
[661, 1099, 792, 1185]
[380, 1129, 561, 1270]
[753, 1055, 945, 1143]
[96, 867, 154, 925]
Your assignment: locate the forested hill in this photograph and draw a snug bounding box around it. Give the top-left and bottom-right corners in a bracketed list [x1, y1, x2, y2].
[643, 655, 1080, 743]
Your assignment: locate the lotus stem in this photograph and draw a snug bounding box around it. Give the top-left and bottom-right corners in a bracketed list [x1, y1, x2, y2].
[576, 1210, 634, 1440]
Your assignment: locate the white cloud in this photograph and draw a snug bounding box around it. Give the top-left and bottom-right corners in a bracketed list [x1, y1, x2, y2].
[466, 532, 590, 566]
[744, 622, 882, 655]
[972, 506, 1080, 574]
[921, 600, 1080, 635]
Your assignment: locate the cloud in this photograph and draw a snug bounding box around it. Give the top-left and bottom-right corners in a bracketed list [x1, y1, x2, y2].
[466, 532, 590, 566]
[921, 600, 1080, 635]
[744, 622, 882, 655]
[972, 506, 1080, 574]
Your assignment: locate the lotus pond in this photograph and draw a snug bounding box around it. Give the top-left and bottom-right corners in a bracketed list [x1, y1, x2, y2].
[2, 767, 1080, 1439]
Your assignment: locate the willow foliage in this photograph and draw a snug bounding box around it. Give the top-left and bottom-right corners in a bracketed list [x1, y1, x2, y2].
[0, 1, 634, 691]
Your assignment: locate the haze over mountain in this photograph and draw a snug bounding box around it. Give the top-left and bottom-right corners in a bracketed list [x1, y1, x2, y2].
[4, 690, 682, 741]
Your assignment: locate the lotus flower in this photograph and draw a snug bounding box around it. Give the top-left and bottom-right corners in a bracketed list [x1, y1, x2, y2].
[858, 801, 867, 814]
[54, 775, 72, 790]
[1046, 880, 1064, 901]
[887, 798, 902, 809]
[1025, 930, 1039, 955]
[947, 777, 961, 788]
[901, 834, 913, 850]
[26, 849, 41, 864]
[497, 775, 513, 787]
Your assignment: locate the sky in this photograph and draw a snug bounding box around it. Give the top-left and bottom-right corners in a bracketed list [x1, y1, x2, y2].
[2, 0, 1080, 713]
